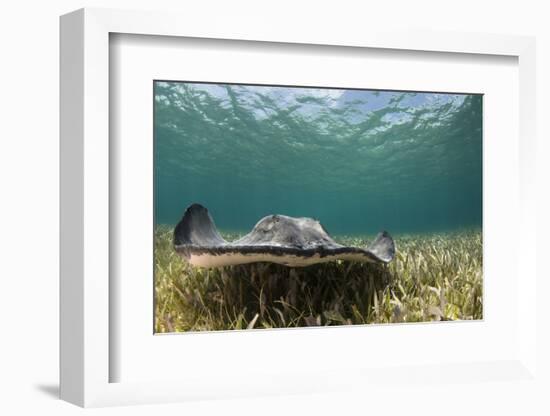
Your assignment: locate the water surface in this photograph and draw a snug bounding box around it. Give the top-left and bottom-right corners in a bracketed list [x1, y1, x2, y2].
[154, 82, 482, 236]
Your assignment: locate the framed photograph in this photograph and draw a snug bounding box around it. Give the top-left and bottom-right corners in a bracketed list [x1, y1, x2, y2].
[60, 8, 539, 408]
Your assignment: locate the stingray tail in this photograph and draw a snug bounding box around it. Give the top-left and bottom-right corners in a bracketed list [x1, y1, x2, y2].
[368, 231, 396, 263]
[173, 203, 226, 248]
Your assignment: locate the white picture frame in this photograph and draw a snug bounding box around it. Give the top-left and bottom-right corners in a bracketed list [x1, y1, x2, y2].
[60, 7, 539, 408]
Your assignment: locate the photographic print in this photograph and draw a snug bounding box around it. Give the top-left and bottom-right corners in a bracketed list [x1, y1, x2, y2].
[154, 81, 482, 332]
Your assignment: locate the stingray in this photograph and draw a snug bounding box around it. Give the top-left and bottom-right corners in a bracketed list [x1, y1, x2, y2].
[173, 203, 396, 268]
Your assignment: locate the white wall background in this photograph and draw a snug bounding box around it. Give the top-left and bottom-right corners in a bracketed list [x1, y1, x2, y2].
[0, 0, 548, 414]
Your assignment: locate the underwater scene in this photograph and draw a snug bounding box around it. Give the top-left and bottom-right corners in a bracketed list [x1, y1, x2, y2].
[154, 81, 483, 332]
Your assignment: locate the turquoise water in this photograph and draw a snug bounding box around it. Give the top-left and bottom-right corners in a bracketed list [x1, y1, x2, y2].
[154, 81, 482, 235]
